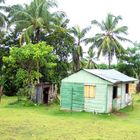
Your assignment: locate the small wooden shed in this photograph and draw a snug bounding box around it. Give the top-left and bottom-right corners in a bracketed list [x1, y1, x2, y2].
[60, 69, 137, 113]
[32, 82, 57, 104]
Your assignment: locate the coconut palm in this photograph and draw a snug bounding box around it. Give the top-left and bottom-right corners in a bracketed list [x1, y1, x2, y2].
[0, 0, 7, 28]
[10, 0, 58, 44]
[70, 25, 91, 71]
[85, 47, 98, 69]
[88, 13, 131, 68]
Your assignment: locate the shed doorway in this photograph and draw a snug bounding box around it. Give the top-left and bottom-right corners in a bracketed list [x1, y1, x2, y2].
[112, 86, 118, 111]
[113, 86, 118, 99]
[43, 87, 49, 104]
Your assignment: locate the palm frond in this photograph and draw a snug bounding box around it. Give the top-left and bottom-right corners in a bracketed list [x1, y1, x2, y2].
[111, 15, 122, 30]
[115, 35, 132, 43]
[111, 38, 126, 57]
[113, 26, 128, 35]
[82, 26, 91, 36]
[77, 45, 83, 57]
[13, 11, 33, 21]
[91, 20, 105, 30]
[97, 38, 106, 57]
[0, 5, 9, 11]
[47, 0, 58, 8]
[0, 12, 7, 27]
[19, 25, 34, 45]
[105, 13, 113, 31]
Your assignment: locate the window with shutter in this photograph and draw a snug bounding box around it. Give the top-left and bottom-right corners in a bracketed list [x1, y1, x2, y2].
[84, 85, 95, 98]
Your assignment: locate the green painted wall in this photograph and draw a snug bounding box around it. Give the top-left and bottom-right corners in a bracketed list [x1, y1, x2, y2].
[62, 70, 112, 85]
[61, 70, 112, 113]
[84, 84, 108, 113]
[60, 82, 84, 111]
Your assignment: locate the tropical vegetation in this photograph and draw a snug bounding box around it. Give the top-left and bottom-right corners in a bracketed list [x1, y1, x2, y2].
[0, 0, 140, 139]
[87, 13, 131, 68]
[0, 0, 139, 100]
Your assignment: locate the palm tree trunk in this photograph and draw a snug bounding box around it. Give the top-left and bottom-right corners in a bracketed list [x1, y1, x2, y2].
[108, 52, 111, 69]
[35, 28, 40, 43]
[77, 56, 80, 71]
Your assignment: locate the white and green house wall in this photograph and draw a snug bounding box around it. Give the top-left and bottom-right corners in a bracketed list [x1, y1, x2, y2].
[60, 69, 137, 113]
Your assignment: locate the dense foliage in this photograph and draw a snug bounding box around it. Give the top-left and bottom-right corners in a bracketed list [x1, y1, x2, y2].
[0, 0, 139, 98]
[3, 42, 56, 96]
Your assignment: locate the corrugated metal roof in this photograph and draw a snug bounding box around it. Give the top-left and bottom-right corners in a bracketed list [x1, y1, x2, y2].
[84, 69, 137, 83]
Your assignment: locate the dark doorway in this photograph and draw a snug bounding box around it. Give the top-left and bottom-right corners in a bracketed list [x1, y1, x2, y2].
[125, 84, 129, 94]
[43, 87, 49, 104]
[113, 86, 118, 99]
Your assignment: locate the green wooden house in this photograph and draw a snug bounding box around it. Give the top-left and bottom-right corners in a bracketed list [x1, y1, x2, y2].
[60, 69, 137, 113]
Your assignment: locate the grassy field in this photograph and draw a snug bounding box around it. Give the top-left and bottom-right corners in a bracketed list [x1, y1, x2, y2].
[1, 95, 140, 140]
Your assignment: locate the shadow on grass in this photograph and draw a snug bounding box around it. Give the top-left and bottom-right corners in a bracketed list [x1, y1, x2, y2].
[111, 105, 134, 118]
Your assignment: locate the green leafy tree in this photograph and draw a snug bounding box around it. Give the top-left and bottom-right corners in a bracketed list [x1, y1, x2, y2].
[117, 42, 140, 78]
[3, 42, 57, 97]
[45, 28, 74, 82]
[1, 30, 21, 47]
[98, 63, 108, 69]
[0, 46, 9, 97]
[70, 25, 91, 71]
[0, 75, 5, 102]
[44, 15, 74, 90]
[88, 13, 131, 68]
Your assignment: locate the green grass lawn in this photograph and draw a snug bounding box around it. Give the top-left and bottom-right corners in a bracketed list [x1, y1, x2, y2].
[1, 95, 140, 140]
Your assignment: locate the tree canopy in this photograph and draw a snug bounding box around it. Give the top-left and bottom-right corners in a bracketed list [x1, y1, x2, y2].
[0, 0, 138, 98]
[87, 13, 131, 68]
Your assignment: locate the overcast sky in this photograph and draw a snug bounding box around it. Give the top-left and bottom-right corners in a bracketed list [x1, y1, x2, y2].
[5, 0, 140, 63]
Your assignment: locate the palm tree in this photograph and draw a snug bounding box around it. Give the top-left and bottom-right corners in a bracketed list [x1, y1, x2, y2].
[0, 0, 7, 28]
[88, 13, 131, 68]
[70, 25, 91, 71]
[10, 0, 58, 44]
[85, 47, 98, 69]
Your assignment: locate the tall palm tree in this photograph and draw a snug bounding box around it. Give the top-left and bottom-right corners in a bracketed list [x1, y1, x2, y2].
[10, 0, 58, 45]
[70, 25, 91, 71]
[88, 13, 131, 68]
[0, 0, 7, 28]
[85, 47, 98, 69]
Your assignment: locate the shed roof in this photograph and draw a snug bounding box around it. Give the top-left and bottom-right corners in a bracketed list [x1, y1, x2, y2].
[84, 69, 137, 84]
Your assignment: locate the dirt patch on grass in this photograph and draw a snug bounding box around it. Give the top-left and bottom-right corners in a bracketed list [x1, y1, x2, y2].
[112, 111, 128, 117]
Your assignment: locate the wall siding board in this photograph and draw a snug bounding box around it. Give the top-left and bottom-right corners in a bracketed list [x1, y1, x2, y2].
[84, 85, 107, 113]
[60, 82, 84, 111]
[62, 70, 112, 85]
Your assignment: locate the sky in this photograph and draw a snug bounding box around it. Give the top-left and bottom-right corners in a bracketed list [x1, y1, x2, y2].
[5, 0, 140, 63]
[6, 0, 140, 42]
